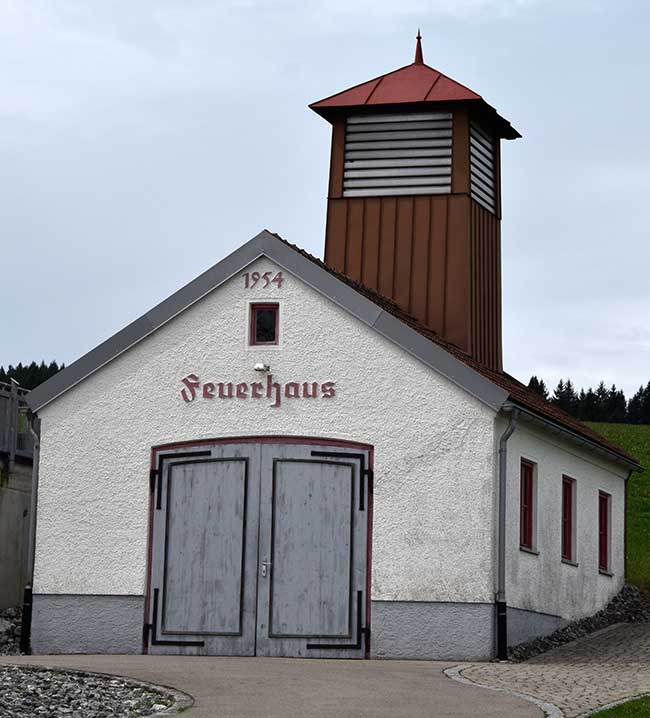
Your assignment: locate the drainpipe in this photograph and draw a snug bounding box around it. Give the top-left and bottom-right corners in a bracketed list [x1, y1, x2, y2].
[21, 413, 40, 654]
[496, 407, 519, 661]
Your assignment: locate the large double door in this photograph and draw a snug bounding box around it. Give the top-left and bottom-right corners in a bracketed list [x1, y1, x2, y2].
[147, 440, 371, 658]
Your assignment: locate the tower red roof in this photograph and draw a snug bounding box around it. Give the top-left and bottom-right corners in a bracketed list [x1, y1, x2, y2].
[310, 33, 520, 140]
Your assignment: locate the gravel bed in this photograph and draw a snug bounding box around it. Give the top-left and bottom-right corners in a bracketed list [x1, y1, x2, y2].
[0, 608, 21, 656]
[0, 665, 175, 718]
[509, 584, 650, 662]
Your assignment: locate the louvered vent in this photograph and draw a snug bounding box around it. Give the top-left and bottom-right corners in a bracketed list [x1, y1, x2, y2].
[470, 122, 496, 213]
[343, 112, 452, 197]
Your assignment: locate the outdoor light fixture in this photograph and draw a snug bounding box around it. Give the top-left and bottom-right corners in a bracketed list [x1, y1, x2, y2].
[254, 362, 270, 372]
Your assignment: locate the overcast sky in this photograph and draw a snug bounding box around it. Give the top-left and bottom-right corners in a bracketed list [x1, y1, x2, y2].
[2, 0, 649, 397]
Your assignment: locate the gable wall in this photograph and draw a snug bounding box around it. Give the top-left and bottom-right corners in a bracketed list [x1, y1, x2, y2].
[34, 257, 497, 605]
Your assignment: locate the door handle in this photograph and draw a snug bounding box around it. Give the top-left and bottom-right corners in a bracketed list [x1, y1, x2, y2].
[261, 561, 272, 577]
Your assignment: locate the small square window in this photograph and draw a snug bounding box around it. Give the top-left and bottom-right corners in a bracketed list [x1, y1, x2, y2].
[249, 303, 279, 346]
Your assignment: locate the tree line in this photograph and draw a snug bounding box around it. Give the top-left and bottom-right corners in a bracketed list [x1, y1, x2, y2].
[529, 376, 650, 425]
[0, 361, 64, 391]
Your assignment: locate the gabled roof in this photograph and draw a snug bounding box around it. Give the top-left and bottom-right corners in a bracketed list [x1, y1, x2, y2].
[27, 230, 639, 470]
[309, 37, 520, 139]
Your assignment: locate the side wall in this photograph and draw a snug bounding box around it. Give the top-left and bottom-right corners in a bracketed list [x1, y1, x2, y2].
[32, 256, 498, 658]
[502, 417, 627, 644]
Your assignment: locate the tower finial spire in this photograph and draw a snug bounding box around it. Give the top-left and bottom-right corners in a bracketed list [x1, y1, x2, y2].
[414, 28, 423, 64]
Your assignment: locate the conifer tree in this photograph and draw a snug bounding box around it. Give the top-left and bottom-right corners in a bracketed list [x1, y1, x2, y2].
[606, 385, 627, 423]
[528, 376, 549, 399]
[0, 361, 64, 390]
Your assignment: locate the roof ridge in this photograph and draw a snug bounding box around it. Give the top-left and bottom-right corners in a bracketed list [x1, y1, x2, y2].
[428, 64, 483, 99]
[423, 71, 443, 101]
[268, 232, 638, 467]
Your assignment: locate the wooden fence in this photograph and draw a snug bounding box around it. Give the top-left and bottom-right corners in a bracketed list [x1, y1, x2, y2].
[0, 380, 33, 464]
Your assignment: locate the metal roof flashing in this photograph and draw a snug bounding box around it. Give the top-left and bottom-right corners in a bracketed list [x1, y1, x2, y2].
[27, 231, 634, 470]
[27, 230, 507, 415]
[500, 403, 642, 473]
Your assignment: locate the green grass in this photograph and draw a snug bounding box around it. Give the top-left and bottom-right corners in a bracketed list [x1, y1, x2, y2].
[586, 423, 650, 589]
[591, 695, 650, 717]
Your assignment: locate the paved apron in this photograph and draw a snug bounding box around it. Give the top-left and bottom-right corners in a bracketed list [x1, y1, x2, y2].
[0, 655, 541, 718]
[461, 622, 650, 717]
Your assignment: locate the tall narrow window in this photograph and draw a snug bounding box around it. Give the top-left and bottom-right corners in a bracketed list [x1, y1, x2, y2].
[599, 491, 610, 572]
[249, 303, 279, 346]
[562, 476, 575, 562]
[520, 459, 535, 551]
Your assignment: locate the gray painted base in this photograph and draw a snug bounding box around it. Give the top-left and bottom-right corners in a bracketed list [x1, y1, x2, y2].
[32, 594, 144, 655]
[30, 594, 566, 659]
[507, 606, 566, 647]
[370, 601, 495, 660]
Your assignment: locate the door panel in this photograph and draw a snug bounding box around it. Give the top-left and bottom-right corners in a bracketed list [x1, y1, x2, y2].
[255, 443, 369, 658]
[148, 443, 261, 656]
[163, 459, 246, 635]
[148, 439, 370, 658]
[269, 459, 354, 638]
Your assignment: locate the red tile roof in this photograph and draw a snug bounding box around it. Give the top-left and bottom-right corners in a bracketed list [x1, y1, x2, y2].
[310, 59, 520, 139]
[273, 234, 639, 468]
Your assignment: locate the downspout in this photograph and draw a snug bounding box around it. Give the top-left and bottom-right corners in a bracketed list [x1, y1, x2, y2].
[21, 413, 40, 654]
[496, 407, 519, 661]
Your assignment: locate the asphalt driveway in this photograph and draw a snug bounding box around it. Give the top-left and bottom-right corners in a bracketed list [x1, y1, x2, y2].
[0, 654, 540, 718]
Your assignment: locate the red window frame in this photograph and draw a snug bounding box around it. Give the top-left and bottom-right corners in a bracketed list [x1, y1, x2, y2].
[562, 476, 575, 561]
[520, 459, 535, 550]
[249, 303, 279, 346]
[599, 491, 610, 572]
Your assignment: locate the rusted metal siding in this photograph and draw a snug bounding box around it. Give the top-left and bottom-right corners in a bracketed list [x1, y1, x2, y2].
[470, 200, 502, 370]
[325, 193, 502, 371]
[325, 194, 471, 352]
[324, 110, 503, 371]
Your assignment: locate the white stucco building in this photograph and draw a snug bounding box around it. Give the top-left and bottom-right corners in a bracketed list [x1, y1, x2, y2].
[24, 38, 639, 660]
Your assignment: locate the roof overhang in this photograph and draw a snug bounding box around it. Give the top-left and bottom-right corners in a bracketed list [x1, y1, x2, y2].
[28, 230, 509, 414]
[311, 99, 521, 140]
[501, 403, 642, 473]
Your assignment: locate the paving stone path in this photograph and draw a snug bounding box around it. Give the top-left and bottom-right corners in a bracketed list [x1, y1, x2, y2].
[461, 623, 650, 717]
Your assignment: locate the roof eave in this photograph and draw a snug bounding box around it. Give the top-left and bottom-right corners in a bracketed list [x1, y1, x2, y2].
[310, 98, 521, 140]
[28, 229, 509, 415]
[502, 402, 642, 472]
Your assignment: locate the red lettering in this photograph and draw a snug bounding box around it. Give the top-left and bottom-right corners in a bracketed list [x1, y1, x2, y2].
[218, 382, 233, 398]
[302, 382, 318, 398]
[321, 381, 336, 398]
[181, 374, 200, 403]
[236, 382, 248, 398]
[266, 374, 281, 408]
[202, 382, 215, 399]
[285, 382, 300, 398]
[252, 382, 264, 398]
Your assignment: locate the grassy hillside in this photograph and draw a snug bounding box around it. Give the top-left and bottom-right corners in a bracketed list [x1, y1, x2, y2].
[586, 423, 650, 589]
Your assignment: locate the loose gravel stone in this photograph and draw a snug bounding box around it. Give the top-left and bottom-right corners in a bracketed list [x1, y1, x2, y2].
[0, 665, 174, 718]
[508, 584, 650, 662]
[0, 608, 21, 656]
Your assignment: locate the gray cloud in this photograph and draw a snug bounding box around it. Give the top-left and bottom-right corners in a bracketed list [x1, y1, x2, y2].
[2, 0, 649, 397]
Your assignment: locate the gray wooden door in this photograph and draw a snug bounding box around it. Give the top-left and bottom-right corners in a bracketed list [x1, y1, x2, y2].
[148, 442, 261, 655]
[255, 443, 370, 658]
[148, 441, 369, 658]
